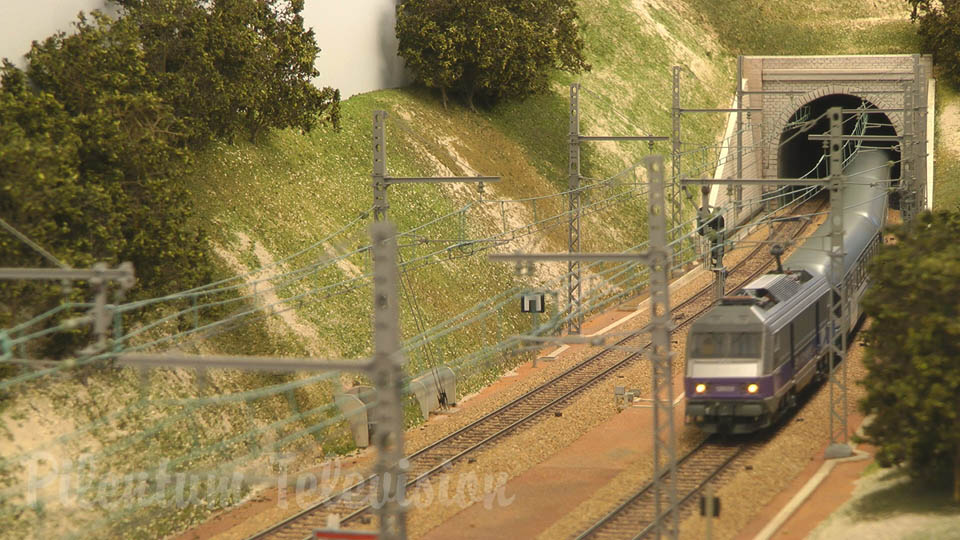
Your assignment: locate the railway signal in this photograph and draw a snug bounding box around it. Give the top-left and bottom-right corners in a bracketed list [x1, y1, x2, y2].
[520, 292, 546, 313]
[682, 107, 907, 459]
[698, 185, 728, 299]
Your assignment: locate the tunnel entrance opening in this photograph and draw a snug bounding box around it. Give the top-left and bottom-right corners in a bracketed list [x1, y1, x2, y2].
[778, 94, 900, 207]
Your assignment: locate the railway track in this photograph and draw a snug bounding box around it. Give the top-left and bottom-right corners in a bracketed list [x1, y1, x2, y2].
[573, 197, 832, 540]
[574, 437, 757, 540]
[248, 196, 828, 540]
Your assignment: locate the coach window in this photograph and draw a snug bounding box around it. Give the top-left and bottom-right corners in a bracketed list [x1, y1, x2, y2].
[796, 306, 815, 343]
[789, 323, 796, 364]
[775, 330, 789, 367]
[815, 300, 821, 345]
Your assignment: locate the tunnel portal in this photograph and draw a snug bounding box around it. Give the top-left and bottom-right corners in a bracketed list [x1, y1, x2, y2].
[777, 94, 901, 206]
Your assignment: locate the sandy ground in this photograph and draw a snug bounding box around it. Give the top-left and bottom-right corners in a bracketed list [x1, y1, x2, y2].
[940, 103, 960, 158]
[806, 466, 960, 540]
[740, 436, 960, 540]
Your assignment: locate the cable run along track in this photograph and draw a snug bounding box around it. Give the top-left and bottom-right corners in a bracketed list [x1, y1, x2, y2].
[247, 196, 829, 540]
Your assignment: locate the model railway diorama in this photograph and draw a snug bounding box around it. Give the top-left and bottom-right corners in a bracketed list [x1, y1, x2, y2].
[2, 3, 950, 540]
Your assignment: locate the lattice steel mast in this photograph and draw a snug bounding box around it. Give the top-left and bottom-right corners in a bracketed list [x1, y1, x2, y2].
[565, 84, 667, 334]
[823, 107, 852, 459]
[490, 155, 679, 540]
[568, 84, 583, 334]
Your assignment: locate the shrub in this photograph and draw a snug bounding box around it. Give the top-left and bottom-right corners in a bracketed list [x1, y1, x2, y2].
[907, 0, 960, 86]
[1, 1, 341, 357]
[396, 0, 589, 109]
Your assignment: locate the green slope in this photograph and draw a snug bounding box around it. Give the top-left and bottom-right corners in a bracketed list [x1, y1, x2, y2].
[187, 0, 736, 370]
[4, 1, 953, 538]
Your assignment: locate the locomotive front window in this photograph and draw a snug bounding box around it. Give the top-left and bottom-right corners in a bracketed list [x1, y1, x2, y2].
[729, 332, 762, 358]
[691, 331, 762, 359]
[691, 332, 726, 358]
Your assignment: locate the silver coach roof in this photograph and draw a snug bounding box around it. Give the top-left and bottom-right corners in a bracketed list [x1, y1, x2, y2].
[784, 149, 890, 278]
[689, 149, 891, 336]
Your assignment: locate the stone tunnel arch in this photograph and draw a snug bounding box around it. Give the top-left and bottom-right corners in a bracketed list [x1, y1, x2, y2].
[775, 92, 901, 203]
[771, 86, 902, 177]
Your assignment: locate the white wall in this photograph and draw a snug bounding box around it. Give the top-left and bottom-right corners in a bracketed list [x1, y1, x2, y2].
[0, 0, 409, 98]
[0, 0, 113, 67]
[305, 0, 410, 98]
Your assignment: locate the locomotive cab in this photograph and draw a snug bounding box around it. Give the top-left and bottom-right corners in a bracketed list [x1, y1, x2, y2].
[684, 308, 773, 434]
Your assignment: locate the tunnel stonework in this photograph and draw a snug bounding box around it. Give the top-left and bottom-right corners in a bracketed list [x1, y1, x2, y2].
[713, 54, 933, 220]
[752, 55, 930, 178]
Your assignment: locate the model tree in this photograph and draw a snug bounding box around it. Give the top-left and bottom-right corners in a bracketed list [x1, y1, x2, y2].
[114, 0, 340, 143]
[858, 210, 960, 502]
[906, 0, 960, 85]
[395, 0, 589, 109]
[0, 0, 340, 359]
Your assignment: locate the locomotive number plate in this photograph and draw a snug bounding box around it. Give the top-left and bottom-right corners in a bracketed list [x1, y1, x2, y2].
[715, 385, 736, 392]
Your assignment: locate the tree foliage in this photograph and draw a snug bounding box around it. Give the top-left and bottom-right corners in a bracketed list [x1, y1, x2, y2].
[115, 0, 340, 143]
[858, 210, 960, 502]
[1, 19, 207, 357]
[906, 0, 960, 85]
[395, 0, 589, 109]
[1, 1, 340, 358]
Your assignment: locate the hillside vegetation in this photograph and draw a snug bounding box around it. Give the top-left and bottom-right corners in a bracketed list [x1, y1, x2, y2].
[4, 0, 955, 538]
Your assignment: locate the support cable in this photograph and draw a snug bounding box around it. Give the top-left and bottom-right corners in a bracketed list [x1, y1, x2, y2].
[0, 217, 70, 269]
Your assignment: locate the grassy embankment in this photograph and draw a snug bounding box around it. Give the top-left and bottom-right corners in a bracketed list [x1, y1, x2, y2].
[187, 0, 733, 373]
[0, 1, 733, 538]
[185, 0, 734, 427]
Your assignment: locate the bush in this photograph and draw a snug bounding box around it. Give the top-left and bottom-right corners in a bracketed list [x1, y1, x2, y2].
[116, 0, 340, 143]
[396, 0, 589, 109]
[907, 0, 960, 85]
[0, 1, 341, 357]
[858, 210, 960, 502]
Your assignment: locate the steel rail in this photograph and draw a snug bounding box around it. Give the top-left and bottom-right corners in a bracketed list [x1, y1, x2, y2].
[630, 445, 748, 540]
[573, 439, 748, 540]
[246, 196, 828, 540]
[576, 198, 831, 540]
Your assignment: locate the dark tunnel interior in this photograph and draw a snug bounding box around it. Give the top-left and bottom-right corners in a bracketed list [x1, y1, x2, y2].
[778, 94, 900, 204]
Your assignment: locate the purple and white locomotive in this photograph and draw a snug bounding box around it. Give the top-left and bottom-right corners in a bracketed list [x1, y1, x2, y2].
[684, 149, 892, 434]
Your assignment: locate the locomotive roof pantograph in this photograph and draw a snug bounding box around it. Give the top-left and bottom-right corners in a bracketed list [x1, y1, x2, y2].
[740, 273, 802, 306]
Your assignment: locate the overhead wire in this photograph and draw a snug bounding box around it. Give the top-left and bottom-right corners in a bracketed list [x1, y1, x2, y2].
[5, 96, 892, 472]
[0, 216, 70, 269]
[0, 89, 918, 540]
[0, 171, 824, 532]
